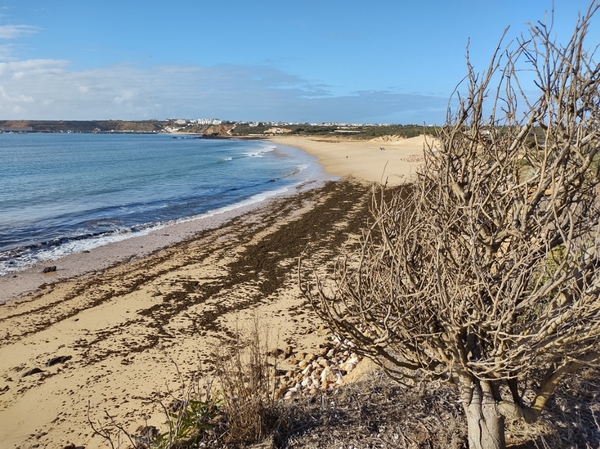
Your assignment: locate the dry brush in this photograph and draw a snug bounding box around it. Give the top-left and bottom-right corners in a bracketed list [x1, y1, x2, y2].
[302, 3, 600, 449]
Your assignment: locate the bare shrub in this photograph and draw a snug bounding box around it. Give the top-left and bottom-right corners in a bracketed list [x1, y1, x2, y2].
[303, 3, 600, 449]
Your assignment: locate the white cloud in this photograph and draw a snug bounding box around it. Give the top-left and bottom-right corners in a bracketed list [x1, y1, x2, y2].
[114, 90, 135, 105]
[0, 85, 34, 103]
[0, 22, 39, 61]
[0, 16, 448, 123]
[0, 43, 17, 60]
[0, 59, 448, 123]
[0, 59, 68, 78]
[0, 24, 37, 39]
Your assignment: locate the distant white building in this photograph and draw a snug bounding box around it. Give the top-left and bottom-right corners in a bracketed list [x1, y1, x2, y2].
[197, 118, 222, 125]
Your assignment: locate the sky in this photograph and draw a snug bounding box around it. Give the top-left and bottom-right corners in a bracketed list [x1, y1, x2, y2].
[0, 0, 598, 124]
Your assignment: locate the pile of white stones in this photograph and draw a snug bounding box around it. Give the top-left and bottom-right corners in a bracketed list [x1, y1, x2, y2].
[274, 336, 361, 400]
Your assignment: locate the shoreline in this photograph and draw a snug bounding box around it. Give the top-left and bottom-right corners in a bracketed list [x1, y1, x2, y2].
[267, 134, 426, 186]
[0, 135, 426, 303]
[0, 136, 426, 448]
[0, 179, 374, 448]
[0, 178, 328, 303]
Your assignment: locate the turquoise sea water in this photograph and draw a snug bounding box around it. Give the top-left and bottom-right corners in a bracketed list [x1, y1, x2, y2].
[0, 133, 323, 275]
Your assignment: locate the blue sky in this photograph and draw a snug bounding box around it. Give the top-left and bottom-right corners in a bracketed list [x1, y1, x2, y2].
[0, 0, 598, 123]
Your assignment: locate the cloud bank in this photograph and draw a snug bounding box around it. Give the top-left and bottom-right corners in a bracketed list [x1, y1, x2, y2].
[0, 58, 448, 123]
[0, 16, 448, 123]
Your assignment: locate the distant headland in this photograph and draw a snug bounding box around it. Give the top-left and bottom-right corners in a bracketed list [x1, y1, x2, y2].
[0, 119, 435, 139]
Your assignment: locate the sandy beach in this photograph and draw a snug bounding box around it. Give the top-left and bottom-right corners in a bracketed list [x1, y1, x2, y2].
[0, 135, 426, 449]
[269, 134, 427, 186]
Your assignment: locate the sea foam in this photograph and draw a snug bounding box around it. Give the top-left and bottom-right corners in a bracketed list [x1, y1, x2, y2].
[0, 134, 323, 276]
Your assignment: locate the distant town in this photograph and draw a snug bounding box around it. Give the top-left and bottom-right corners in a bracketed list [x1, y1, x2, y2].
[0, 119, 435, 140]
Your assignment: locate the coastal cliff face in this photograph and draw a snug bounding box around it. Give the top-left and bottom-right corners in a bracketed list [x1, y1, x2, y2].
[0, 120, 437, 139]
[203, 124, 232, 135]
[183, 123, 234, 135]
[110, 121, 164, 133]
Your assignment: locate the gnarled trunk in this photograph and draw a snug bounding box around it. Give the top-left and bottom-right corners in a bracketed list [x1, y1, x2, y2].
[460, 376, 505, 449]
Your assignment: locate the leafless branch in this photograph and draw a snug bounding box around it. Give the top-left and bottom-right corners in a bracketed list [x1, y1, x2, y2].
[301, 3, 600, 448]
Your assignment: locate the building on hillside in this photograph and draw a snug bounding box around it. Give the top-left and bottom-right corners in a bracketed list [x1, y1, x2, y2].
[197, 118, 222, 125]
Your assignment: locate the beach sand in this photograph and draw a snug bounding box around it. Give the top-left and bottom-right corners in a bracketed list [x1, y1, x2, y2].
[0, 135, 426, 449]
[269, 134, 427, 186]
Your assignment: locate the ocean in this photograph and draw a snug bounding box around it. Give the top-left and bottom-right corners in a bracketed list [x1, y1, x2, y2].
[0, 133, 324, 276]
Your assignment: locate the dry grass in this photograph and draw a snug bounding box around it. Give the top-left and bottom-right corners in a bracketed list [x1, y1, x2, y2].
[275, 371, 467, 449]
[276, 369, 600, 449]
[89, 330, 600, 449]
[505, 368, 600, 449]
[212, 316, 284, 447]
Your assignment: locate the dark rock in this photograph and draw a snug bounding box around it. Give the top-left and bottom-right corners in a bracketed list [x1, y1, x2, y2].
[46, 355, 72, 367]
[42, 266, 57, 273]
[22, 367, 44, 377]
[35, 431, 48, 439]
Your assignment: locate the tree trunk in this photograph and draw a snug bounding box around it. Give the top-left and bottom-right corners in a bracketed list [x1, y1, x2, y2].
[460, 376, 506, 449]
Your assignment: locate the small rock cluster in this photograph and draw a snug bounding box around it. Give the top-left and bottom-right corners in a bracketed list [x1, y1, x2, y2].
[273, 336, 361, 400]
